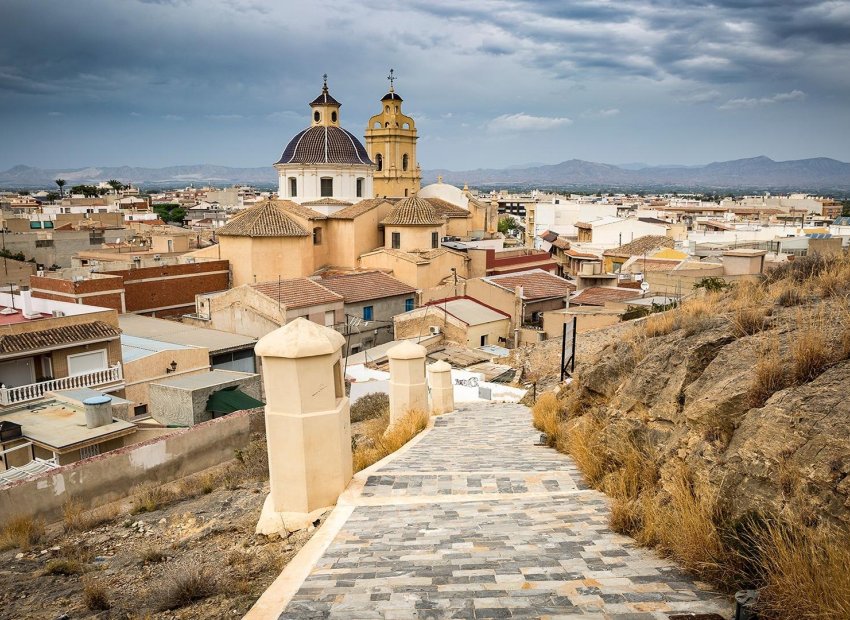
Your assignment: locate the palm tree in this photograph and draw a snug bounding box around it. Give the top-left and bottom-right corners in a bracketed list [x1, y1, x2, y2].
[107, 179, 124, 193]
[54, 178, 66, 197]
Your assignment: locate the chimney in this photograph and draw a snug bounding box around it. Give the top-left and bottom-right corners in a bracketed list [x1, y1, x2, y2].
[20, 285, 36, 319]
[83, 395, 113, 429]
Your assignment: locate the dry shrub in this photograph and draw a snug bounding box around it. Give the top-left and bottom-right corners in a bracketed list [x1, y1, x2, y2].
[131, 481, 172, 515]
[731, 306, 770, 337]
[0, 515, 45, 551]
[82, 577, 111, 611]
[655, 464, 730, 585]
[44, 558, 85, 576]
[644, 312, 677, 338]
[148, 565, 220, 611]
[531, 392, 560, 437]
[350, 392, 389, 423]
[558, 414, 607, 487]
[233, 435, 269, 480]
[352, 409, 430, 472]
[765, 253, 837, 285]
[139, 546, 167, 564]
[748, 339, 789, 408]
[754, 521, 850, 620]
[61, 497, 116, 533]
[792, 324, 832, 383]
[603, 435, 659, 541]
[773, 283, 804, 307]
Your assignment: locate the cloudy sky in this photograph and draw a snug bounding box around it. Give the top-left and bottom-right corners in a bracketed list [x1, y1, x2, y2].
[2, 0, 849, 171]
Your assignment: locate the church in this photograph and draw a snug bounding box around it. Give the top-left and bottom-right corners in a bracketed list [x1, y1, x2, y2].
[206, 73, 498, 290]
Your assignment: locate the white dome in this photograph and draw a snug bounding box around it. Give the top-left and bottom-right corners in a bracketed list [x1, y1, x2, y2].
[418, 182, 469, 209]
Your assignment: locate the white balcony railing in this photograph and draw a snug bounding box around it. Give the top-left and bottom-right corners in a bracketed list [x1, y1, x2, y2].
[0, 363, 123, 407]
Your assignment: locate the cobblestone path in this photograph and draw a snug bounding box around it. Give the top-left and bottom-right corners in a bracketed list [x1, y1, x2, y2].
[275, 403, 732, 619]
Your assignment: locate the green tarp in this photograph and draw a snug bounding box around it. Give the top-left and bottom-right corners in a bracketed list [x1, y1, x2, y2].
[206, 388, 264, 415]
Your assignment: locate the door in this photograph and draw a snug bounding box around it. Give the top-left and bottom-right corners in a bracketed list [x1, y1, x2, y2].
[0, 358, 36, 388]
[67, 350, 108, 376]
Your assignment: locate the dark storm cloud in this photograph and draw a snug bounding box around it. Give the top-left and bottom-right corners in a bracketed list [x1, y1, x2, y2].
[0, 0, 847, 170]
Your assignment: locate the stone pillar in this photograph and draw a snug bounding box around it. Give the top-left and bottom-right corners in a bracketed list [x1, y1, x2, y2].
[427, 360, 454, 415]
[386, 341, 428, 425]
[254, 318, 352, 535]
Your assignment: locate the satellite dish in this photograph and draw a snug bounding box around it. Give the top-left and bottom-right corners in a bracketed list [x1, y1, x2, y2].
[640, 281, 650, 292]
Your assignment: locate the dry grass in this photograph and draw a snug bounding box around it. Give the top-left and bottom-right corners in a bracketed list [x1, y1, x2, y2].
[731, 306, 770, 337]
[139, 546, 167, 564]
[603, 436, 659, 542]
[792, 324, 832, 384]
[352, 409, 430, 472]
[748, 338, 790, 408]
[350, 392, 390, 423]
[644, 312, 678, 338]
[130, 481, 173, 515]
[773, 283, 805, 307]
[531, 392, 560, 437]
[148, 565, 220, 611]
[557, 414, 607, 487]
[0, 516, 45, 551]
[642, 295, 719, 339]
[61, 498, 117, 533]
[233, 436, 269, 481]
[753, 520, 850, 619]
[82, 577, 111, 611]
[43, 558, 85, 576]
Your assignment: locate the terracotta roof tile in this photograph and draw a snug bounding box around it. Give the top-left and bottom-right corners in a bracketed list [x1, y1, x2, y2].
[603, 235, 674, 258]
[301, 198, 353, 207]
[423, 197, 470, 218]
[485, 269, 575, 300]
[250, 278, 342, 309]
[326, 198, 388, 220]
[381, 197, 444, 226]
[276, 201, 327, 220]
[217, 199, 309, 237]
[570, 287, 641, 306]
[0, 321, 120, 355]
[318, 271, 416, 303]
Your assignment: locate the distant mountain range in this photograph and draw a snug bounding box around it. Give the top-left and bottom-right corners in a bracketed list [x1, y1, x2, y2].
[1, 156, 848, 192]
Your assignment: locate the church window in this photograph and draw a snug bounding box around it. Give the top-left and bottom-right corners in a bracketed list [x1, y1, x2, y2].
[331, 111, 337, 123]
[320, 177, 333, 197]
[356, 177, 364, 198]
[404, 189, 409, 197]
[431, 232, 439, 249]
[374, 122, 381, 129]
[403, 122, 410, 129]
[402, 154, 409, 171]
[385, 105, 390, 113]
[313, 227, 322, 245]
[288, 177, 297, 197]
[313, 111, 320, 122]
[375, 154, 383, 171]
[385, 122, 389, 128]
[391, 232, 400, 249]
[395, 105, 399, 113]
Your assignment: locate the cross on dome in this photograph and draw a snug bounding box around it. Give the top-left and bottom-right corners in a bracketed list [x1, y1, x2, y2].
[387, 68, 396, 92]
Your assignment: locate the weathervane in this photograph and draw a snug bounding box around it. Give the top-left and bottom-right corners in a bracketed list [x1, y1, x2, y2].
[387, 68, 396, 92]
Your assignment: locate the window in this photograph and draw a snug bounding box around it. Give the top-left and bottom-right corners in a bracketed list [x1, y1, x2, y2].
[385, 105, 390, 113]
[356, 177, 363, 198]
[404, 189, 408, 197]
[313, 110, 320, 122]
[289, 177, 297, 197]
[133, 404, 148, 417]
[431, 231, 439, 249]
[313, 227, 322, 245]
[324, 310, 335, 327]
[391, 231, 400, 249]
[375, 154, 383, 171]
[331, 111, 337, 123]
[402, 154, 409, 171]
[67, 349, 107, 376]
[363, 306, 373, 321]
[480, 334, 489, 347]
[320, 177, 333, 197]
[405, 298, 414, 312]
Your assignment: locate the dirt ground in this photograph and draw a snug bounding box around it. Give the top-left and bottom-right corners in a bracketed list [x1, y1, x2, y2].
[0, 455, 321, 620]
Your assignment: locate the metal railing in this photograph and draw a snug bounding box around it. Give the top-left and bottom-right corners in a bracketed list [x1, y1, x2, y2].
[0, 364, 123, 406]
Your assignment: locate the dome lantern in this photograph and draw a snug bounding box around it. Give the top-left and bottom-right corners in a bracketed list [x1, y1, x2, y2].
[310, 73, 341, 128]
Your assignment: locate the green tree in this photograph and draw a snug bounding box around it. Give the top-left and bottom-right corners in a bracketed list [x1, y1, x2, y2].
[54, 178, 66, 197]
[498, 216, 520, 234]
[694, 276, 729, 293]
[107, 179, 124, 193]
[840, 200, 850, 217]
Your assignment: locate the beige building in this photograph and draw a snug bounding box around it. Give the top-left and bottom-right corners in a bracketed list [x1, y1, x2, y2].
[365, 73, 421, 198]
[394, 298, 511, 349]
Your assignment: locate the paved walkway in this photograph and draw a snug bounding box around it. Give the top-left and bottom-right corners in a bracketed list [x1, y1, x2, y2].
[262, 403, 732, 619]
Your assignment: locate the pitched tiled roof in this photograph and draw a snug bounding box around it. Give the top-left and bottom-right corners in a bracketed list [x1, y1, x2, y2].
[310, 85, 341, 106]
[485, 269, 575, 300]
[326, 198, 387, 220]
[603, 235, 675, 258]
[302, 198, 352, 207]
[318, 271, 416, 303]
[423, 197, 470, 218]
[277, 201, 326, 221]
[276, 126, 373, 166]
[566, 248, 598, 258]
[0, 321, 120, 355]
[381, 197, 444, 226]
[552, 238, 571, 250]
[217, 199, 309, 237]
[539, 230, 559, 243]
[251, 278, 342, 309]
[570, 287, 641, 306]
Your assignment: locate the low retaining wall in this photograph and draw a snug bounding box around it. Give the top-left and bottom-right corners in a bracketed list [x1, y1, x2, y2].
[0, 408, 265, 525]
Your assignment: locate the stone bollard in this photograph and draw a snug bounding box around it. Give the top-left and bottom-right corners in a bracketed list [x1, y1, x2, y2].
[427, 360, 454, 415]
[386, 341, 428, 426]
[254, 318, 353, 535]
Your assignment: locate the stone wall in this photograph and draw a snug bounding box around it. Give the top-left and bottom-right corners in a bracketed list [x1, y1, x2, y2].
[0, 408, 264, 525]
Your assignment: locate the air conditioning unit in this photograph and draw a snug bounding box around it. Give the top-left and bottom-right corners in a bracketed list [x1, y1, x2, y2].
[153, 254, 161, 261]
[429, 326, 442, 336]
[36, 270, 44, 277]
[52, 310, 65, 317]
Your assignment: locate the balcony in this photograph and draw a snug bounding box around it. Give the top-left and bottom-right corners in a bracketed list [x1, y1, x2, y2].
[0, 364, 123, 407]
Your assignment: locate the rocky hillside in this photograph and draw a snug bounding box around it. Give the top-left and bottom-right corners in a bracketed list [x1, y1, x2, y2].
[528, 254, 850, 618]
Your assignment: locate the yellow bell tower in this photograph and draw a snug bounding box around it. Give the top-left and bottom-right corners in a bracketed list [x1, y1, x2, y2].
[365, 69, 421, 198]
